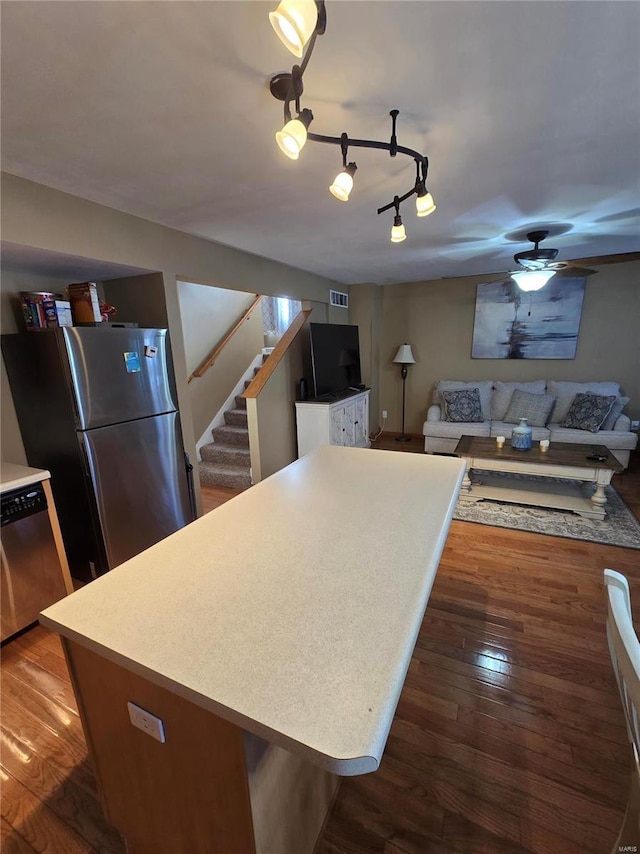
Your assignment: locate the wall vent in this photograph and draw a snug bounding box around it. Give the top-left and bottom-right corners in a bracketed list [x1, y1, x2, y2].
[330, 290, 349, 308]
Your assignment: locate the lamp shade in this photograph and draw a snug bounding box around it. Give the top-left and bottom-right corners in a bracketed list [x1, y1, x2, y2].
[269, 0, 318, 58]
[393, 343, 415, 364]
[416, 191, 436, 218]
[390, 217, 406, 243]
[329, 163, 357, 201]
[275, 109, 313, 160]
[510, 269, 556, 292]
[276, 118, 308, 159]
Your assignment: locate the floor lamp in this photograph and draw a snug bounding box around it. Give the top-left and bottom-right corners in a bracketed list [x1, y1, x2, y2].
[393, 343, 416, 442]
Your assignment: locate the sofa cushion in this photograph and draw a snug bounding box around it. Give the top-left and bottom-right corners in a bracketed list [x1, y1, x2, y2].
[562, 393, 617, 432]
[548, 426, 638, 451]
[491, 380, 547, 420]
[435, 380, 493, 421]
[546, 381, 621, 423]
[602, 396, 630, 431]
[490, 421, 551, 441]
[503, 389, 556, 427]
[441, 388, 484, 422]
[422, 420, 491, 439]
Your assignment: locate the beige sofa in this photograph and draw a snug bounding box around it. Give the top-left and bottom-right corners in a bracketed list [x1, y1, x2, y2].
[423, 380, 638, 468]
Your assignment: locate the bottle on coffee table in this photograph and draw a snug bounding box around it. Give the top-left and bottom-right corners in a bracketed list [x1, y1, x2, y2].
[511, 417, 532, 450]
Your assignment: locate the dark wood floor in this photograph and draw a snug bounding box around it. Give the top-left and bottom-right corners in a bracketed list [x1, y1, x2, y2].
[2, 437, 639, 853]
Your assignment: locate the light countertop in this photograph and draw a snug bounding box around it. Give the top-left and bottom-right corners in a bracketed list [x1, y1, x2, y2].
[1, 462, 51, 494]
[41, 446, 464, 775]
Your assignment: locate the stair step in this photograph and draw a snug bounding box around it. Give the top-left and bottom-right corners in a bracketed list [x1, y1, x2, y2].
[200, 443, 250, 466]
[198, 461, 251, 490]
[211, 424, 249, 448]
[224, 408, 248, 427]
[234, 394, 247, 410]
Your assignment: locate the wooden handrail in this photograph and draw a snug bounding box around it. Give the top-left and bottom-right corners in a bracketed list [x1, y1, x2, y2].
[188, 294, 263, 382]
[243, 309, 311, 399]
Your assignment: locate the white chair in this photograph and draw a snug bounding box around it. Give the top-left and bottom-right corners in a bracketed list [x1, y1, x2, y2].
[604, 568, 640, 852]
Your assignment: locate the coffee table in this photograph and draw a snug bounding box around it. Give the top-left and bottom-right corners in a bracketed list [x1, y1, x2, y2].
[454, 435, 624, 520]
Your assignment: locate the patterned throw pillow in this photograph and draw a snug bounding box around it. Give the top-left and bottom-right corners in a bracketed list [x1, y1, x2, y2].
[562, 393, 617, 432]
[503, 390, 556, 428]
[441, 388, 484, 423]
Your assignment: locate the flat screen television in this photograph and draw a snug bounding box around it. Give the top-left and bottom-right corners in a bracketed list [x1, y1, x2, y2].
[309, 323, 362, 399]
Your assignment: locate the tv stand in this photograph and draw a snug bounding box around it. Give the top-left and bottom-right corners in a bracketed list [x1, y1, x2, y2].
[295, 389, 370, 457]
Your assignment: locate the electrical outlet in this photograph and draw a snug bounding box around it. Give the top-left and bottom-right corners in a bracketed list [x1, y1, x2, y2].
[128, 701, 166, 743]
[382, 410, 388, 420]
[632, 420, 640, 431]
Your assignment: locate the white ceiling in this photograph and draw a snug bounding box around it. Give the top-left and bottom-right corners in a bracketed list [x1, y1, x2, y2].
[2, 1, 639, 286]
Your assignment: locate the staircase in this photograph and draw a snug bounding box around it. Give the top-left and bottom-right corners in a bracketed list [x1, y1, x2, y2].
[198, 356, 268, 491]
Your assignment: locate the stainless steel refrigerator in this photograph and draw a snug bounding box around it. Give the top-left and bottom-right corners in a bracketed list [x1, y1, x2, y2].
[2, 326, 195, 582]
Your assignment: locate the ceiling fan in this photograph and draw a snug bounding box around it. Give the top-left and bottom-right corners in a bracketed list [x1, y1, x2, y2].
[511, 230, 596, 291]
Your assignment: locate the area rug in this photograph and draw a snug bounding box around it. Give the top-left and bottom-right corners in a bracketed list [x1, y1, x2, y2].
[452, 471, 640, 549]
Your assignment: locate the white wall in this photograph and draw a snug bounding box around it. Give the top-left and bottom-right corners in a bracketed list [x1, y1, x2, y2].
[178, 282, 256, 375]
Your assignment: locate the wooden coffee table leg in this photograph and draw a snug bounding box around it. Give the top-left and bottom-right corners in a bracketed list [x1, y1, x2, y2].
[590, 469, 614, 517]
[591, 482, 608, 513]
[461, 460, 473, 492]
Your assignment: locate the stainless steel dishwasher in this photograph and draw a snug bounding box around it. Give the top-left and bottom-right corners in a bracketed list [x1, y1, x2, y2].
[1, 482, 68, 642]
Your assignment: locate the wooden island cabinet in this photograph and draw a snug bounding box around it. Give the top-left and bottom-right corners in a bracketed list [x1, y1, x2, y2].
[41, 446, 464, 854]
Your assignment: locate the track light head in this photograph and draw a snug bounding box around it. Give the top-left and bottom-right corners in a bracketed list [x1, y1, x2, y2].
[329, 162, 357, 201]
[269, 0, 319, 58]
[391, 214, 406, 243]
[416, 188, 436, 218]
[275, 108, 314, 159]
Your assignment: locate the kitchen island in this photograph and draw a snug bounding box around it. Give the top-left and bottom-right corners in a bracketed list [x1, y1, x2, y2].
[41, 445, 465, 854]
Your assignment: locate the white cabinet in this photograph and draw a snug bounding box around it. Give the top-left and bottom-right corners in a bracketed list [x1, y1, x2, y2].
[295, 390, 370, 458]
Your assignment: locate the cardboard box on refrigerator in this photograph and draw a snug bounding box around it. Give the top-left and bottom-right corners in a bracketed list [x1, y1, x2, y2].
[67, 282, 102, 324]
[43, 299, 73, 327]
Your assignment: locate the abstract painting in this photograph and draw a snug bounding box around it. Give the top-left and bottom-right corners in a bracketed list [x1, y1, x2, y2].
[471, 277, 586, 359]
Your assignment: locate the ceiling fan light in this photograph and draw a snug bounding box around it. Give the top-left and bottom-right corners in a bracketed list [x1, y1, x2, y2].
[416, 191, 436, 218]
[329, 162, 357, 201]
[391, 215, 406, 243]
[275, 109, 313, 160]
[269, 0, 318, 58]
[511, 269, 556, 291]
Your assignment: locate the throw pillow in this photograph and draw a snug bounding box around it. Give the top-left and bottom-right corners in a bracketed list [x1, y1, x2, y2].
[441, 388, 483, 423]
[491, 380, 547, 421]
[503, 389, 556, 428]
[562, 393, 617, 432]
[547, 381, 621, 424]
[601, 396, 630, 431]
[435, 380, 493, 421]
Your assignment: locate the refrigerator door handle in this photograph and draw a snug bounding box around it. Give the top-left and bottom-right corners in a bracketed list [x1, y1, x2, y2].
[184, 452, 197, 522]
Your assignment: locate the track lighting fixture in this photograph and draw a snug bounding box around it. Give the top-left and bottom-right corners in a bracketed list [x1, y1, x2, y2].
[275, 107, 314, 160]
[329, 162, 357, 201]
[267, 0, 435, 243]
[510, 270, 556, 291]
[416, 186, 436, 218]
[390, 196, 406, 243]
[328, 132, 357, 201]
[391, 215, 407, 244]
[269, 0, 321, 58]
